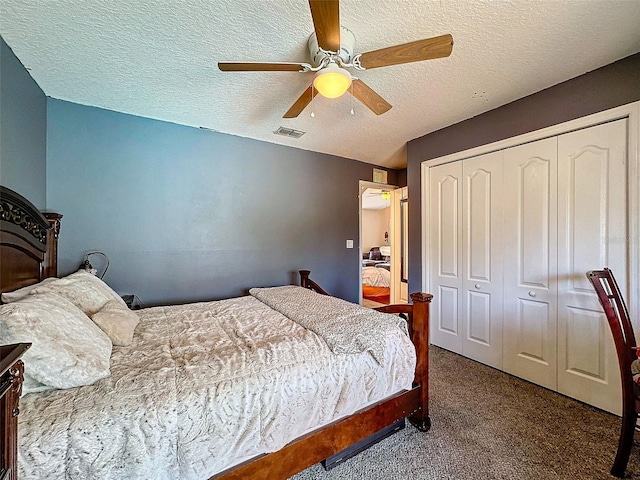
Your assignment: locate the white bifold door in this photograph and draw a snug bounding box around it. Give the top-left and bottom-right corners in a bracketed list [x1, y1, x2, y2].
[556, 121, 627, 413]
[502, 137, 559, 389]
[429, 119, 628, 413]
[429, 150, 504, 369]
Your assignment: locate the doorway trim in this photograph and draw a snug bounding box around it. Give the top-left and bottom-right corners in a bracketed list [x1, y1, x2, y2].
[359, 181, 397, 305]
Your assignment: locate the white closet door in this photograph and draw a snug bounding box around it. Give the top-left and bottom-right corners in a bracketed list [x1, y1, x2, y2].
[429, 161, 463, 353]
[461, 151, 504, 368]
[556, 119, 628, 414]
[503, 137, 558, 389]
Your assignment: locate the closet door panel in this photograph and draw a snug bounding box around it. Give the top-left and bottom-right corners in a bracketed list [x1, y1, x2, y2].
[429, 162, 463, 353]
[438, 286, 460, 334]
[517, 299, 550, 359]
[462, 151, 503, 368]
[557, 119, 627, 414]
[503, 137, 558, 389]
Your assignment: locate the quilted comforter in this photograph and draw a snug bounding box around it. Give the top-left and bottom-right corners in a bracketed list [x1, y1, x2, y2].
[362, 266, 391, 287]
[18, 288, 415, 479]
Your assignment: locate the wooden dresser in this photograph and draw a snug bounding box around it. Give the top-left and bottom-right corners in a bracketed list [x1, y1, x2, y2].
[0, 344, 30, 480]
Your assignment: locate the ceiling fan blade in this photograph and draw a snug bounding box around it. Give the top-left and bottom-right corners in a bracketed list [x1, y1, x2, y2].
[218, 62, 307, 72]
[350, 79, 392, 115]
[283, 85, 318, 118]
[308, 0, 341, 52]
[358, 34, 453, 69]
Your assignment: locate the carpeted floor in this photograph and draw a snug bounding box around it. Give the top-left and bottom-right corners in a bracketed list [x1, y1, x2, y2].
[291, 346, 640, 480]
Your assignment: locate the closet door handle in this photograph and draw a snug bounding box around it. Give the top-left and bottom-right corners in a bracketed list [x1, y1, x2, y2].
[528, 291, 537, 297]
[474, 284, 481, 290]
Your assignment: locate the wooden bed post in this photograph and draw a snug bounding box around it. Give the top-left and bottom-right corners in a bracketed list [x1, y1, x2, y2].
[408, 292, 433, 431]
[298, 269, 330, 296]
[299, 269, 311, 287]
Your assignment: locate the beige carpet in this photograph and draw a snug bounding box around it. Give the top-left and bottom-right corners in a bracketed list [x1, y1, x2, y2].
[291, 346, 640, 480]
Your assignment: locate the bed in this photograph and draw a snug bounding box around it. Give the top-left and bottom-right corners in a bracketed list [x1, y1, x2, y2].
[362, 266, 391, 303]
[0, 185, 432, 480]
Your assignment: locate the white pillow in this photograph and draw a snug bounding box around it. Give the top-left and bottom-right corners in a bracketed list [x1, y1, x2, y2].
[91, 300, 140, 346]
[0, 292, 112, 394]
[1, 277, 58, 303]
[31, 270, 127, 316]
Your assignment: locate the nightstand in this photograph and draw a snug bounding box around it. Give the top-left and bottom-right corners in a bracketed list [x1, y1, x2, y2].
[0, 343, 31, 480]
[121, 294, 143, 310]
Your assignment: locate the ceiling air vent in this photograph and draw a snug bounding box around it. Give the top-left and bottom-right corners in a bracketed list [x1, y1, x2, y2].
[274, 126, 306, 139]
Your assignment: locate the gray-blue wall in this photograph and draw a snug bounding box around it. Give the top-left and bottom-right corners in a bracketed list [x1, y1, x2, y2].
[2, 26, 398, 305]
[0, 37, 47, 209]
[407, 53, 640, 294]
[46, 99, 392, 305]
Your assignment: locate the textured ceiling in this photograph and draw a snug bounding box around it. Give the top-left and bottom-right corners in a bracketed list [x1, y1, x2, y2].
[1, 1, 639, 168]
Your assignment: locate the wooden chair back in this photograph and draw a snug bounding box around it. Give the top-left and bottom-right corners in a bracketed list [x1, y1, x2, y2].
[587, 268, 637, 477]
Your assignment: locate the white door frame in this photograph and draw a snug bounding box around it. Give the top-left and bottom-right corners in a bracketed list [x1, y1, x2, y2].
[421, 101, 640, 323]
[391, 187, 409, 304]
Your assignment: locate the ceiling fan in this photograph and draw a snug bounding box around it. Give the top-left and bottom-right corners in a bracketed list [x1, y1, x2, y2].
[366, 189, 392, 199]
[218, 0, 453, 118]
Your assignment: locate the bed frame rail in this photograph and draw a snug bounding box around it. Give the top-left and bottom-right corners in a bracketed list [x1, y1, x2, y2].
[214, 388, 421, 479]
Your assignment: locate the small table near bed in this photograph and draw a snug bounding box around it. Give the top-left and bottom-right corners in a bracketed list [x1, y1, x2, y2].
[0, 343, 30, 480]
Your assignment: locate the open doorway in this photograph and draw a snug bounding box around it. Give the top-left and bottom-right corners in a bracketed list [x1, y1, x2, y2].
[360, 182, 395, 307]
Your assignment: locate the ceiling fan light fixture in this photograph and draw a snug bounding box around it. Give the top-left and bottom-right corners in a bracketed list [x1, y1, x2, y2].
[313, 63, 352, 99]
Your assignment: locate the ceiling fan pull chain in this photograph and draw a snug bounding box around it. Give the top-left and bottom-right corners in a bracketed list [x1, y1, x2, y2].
[350, 82, 355, 115]
[310, 84, 315, 118]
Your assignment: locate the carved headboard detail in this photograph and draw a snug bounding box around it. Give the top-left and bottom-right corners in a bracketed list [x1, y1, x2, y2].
[0, 186, 61, 294]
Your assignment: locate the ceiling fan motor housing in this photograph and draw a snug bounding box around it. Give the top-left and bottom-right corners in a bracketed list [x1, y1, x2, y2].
[308, 27, 355, 67]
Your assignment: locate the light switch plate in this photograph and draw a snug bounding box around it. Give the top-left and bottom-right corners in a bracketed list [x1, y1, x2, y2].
[346, 240, 354, 248]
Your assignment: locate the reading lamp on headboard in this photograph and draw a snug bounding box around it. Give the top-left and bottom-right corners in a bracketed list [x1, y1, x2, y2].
[79, 251, 110, 279]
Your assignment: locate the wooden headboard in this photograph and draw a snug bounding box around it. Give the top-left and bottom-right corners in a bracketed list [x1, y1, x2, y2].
[0, 186, 61, 294]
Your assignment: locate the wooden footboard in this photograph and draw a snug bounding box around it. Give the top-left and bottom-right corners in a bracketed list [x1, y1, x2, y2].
[214, 270, 433, 479]
[300, 269, 432, 431]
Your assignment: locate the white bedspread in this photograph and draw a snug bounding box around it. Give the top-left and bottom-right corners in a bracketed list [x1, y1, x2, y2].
[362, 266, 391, 287]
[250, 285, 407, 363]
[18, 293, 415, 479]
